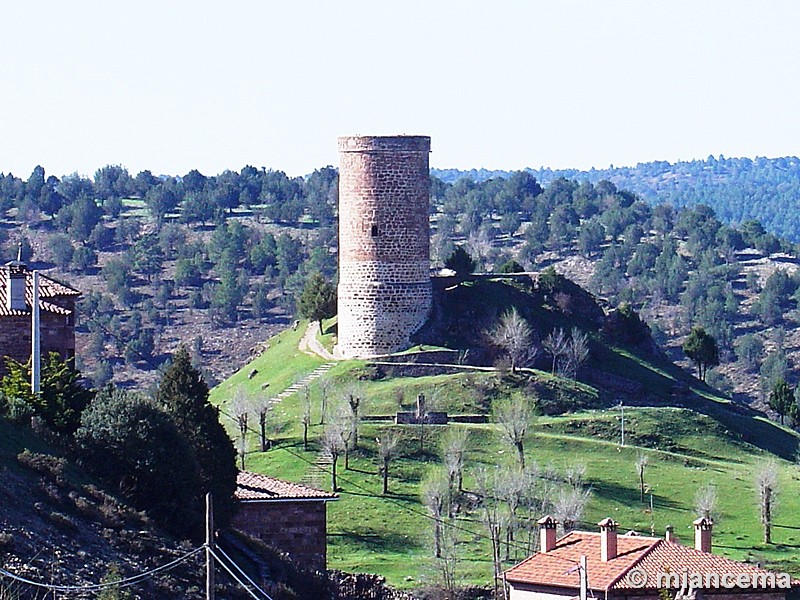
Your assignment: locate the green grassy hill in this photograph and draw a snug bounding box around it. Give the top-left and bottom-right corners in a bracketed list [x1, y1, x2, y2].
[210, 310, 800, 589]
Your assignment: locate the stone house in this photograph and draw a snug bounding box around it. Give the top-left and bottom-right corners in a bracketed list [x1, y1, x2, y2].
[0, 260, 80, 374]
[233, 471, 338, 572]
[505, 516, 795, 600]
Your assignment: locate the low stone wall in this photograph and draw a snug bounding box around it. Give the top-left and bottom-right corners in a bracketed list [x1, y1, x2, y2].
[376, 349, 462, 364]
[395, 411, 448, 425]
[372, 362, 472, 378]
[449, 414, 489, 424]
[329, 571, 418, 600]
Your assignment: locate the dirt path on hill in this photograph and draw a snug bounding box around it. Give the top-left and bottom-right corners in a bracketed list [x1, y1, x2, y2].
[299, 321, 337, 360]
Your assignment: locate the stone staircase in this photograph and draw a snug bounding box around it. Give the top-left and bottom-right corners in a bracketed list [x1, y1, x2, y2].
[273, 362, 336, 401]
[301, 449, 334, 490]
[266, 362, 336, 491]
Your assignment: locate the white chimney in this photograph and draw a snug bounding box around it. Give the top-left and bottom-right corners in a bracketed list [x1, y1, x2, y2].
[665, 525, 677, 544]
[538, 515, 558, 553]
[693, 517, 713, 553]
[598, 518, 618, 561]
[6, 263, 26, 311]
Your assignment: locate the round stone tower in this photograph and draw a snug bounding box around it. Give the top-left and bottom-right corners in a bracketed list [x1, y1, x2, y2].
[337, 135, 432, 358]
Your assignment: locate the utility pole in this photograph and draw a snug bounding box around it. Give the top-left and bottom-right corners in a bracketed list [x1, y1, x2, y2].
[618, 401, 625, 447]
[580, 555, 588, 600]
[31, 271, 40, 393]
[206, 493, 215, 600]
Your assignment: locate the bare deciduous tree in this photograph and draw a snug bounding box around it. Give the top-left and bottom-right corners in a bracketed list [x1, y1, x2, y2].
[553, 486, 592, 534]
[635, 452, 649, 503]
[466, 226, 493, 271]
[342, 384, 363, 450]
[318, 379, 331, 425]
[560, 327, 590, 379]
[543, 328, 569, 374]
[301, 385, 312, 451]
[441, 427, 470, 494]
[565, 461, 587, 489]
[494, 394, 536, 469]
[417, 388, 443, 454]
[476, 468, 506, 598]
[377, 429, 400, 494]
[252, 394, 272, 452]
[432, 515, 459, 597]
[755, 460, 779, 544]
[337, 404, 356, 470]
[231, 388, 250, 470]
[322, 419, 347, 492]
[496, 465, 527, 561]
[422, 467, 451, 559]
[489, 307, 534, 374]
[695, 482, 718, 521]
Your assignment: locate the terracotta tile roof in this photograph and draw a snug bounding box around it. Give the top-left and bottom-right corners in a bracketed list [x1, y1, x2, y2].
[620, 540, 782, 589]
[235, 471, 338, 502]
[0, 267, 80, 317]
[505, 531, 659, 591]
[505, 531, 791, 592]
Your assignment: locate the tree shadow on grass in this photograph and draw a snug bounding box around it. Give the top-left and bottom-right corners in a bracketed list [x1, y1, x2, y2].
[689, 400, 800, 461]
[600, 345, 800, 461]
[329, 529, 422, 554]
[337, 489, 419, 503]
[591, 480, 684, 512]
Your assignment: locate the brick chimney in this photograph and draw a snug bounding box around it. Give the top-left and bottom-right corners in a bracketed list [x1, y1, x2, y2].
[538, 515, 558, 553]
[5, 261, 27, 311]
[665, 525, 677, 543]
[598, 518, 618, 561]
[693, 517, 713, 553]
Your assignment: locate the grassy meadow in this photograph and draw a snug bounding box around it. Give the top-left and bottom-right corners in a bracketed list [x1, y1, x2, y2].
[209, 323, 800, 588]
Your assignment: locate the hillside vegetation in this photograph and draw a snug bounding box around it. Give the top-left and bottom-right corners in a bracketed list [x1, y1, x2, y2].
[0, 419, 259, 599]
[4, 158, 800, 421]
[434, 155, 800, 241]
[211, 278, 800, 590]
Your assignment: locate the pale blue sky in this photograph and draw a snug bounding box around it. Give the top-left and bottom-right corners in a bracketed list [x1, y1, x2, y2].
[2, 1, 799, 178]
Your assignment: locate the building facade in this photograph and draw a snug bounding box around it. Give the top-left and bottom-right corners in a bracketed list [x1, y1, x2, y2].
[0, 261, 80, 374]
[336, 135, 432, 358]
[233, 471, 338, 572]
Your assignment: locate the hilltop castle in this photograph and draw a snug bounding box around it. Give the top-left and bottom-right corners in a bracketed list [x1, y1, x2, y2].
[336, 135, 432, 358]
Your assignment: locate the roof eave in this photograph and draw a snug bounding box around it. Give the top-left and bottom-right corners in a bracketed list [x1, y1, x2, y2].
[237, 496, 339, 504]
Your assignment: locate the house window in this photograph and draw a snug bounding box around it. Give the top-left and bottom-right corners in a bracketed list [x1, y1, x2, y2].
[371, 224, 379, 237]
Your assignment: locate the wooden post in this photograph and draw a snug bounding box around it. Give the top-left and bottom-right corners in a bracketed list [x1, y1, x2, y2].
[206, 492, 215, 600]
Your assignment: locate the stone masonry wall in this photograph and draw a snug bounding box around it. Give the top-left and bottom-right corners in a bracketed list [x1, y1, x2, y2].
[337, 135, 432, 358]
[0, 311, 75, 375]
[232, 500, 328, 572]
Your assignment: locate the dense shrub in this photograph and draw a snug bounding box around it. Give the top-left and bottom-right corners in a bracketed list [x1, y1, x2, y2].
[75, 387, 202, 537]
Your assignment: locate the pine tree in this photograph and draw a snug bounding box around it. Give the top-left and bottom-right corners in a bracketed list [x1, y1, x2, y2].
[156, 346, 238, 529]
[297, 272, 337, 334]
[444, 246, 476, 281]
[682, 326, 720, 382]
[768, 380, 794, 425]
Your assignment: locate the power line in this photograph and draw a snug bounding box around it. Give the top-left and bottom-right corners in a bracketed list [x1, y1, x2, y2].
[0, 543, 280, 599]
[208, 546, 273, 600]
[215, 544, 274, 600]
[0, 546, 205, 593]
